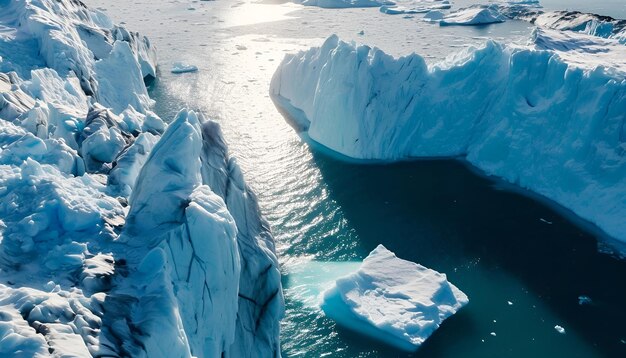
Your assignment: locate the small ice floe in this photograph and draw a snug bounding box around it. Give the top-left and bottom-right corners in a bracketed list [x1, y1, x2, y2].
[539, 218, 553, 224]
[554, 325, 566, 334]
[171, 62, 199, 74]
[490, 332, 497, 337]
[320, 245, 468, 352]
[578, 295, 592, 305]
[507, 300, 513, 306]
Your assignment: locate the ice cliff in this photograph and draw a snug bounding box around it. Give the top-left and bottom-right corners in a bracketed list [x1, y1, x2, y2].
[270, 29, 626, 247]
[0, 0, 283, 357]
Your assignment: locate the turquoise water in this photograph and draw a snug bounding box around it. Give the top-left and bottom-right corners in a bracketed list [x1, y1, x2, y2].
[87, 0, 626, 356]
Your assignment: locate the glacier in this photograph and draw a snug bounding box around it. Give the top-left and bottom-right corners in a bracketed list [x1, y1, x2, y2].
[270, 29, 626, 247]
[320, 245, 468, 352]
[0, 0, 283, 357]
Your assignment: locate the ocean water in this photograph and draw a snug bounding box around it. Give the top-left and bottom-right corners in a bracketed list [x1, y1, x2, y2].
[86, 0, 626, 357]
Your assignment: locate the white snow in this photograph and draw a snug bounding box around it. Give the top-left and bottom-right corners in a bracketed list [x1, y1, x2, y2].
[271, 29, 626, 246]
[320, 245, 468, 352]
[440, 6, 506, 26]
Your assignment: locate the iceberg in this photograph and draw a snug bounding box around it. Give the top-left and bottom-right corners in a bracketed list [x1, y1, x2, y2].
[380, 0, 451, 15]
[294, 0, 389, 9]
[171, 62, 199, 74]
[526, 11, 626, 44]
[440, 6, 506, 26]
[0, 1, 283, 357]
[270, 30, 626, 246]
[321, 245, 468, 351]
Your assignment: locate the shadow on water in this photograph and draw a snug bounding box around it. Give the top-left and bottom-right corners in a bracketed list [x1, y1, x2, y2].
[308, 149, 626, 358]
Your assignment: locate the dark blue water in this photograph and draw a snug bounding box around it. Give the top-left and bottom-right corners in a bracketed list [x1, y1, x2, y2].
[280, 151, 626, 357]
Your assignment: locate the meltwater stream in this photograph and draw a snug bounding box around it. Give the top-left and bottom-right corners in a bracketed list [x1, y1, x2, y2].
[87, 1, 626, 356]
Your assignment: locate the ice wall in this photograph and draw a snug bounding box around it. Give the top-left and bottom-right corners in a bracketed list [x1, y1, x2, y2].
[271, 29, 626, 246]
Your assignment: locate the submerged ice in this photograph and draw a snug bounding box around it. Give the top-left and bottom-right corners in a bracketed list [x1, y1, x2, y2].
[270, 29, 626, 247]
[320, 245, 468, 352]
[0, 0, 283, 357]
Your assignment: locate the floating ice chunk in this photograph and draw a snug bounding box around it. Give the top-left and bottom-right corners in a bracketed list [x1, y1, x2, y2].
[320, 245, 468, 351]
[578, 295, 592, 305]
[296, 0, 389, 9]
[423, 10, 445, 22]
[380, 0, 451, 14]
[554, 325, 566, 334]
[441, 6, 506, 26]
[171, 62, 199, 74]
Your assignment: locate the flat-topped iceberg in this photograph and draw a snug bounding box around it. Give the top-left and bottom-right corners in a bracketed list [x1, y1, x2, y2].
[270, 29, 626, 247]
[321, 245, 468, 351]
[171, 62, 199, 74]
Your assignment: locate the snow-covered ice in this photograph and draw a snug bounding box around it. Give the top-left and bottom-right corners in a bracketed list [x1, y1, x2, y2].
[320, 245, 468, 351]
[380, 0, 451, 15]
[294, 0, 451, 13]
[271, 29, 626, 246]
[440, 6, 506, 26]
[0, 1, 283, 357]
[527, 11, 626, 44]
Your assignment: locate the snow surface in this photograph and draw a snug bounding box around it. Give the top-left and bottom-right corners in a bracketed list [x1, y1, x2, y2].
[440, 6, 506, 26]
[0, 1, 283, 357]
[271, 29, 626, 245]
[320, 245, 468, 351]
